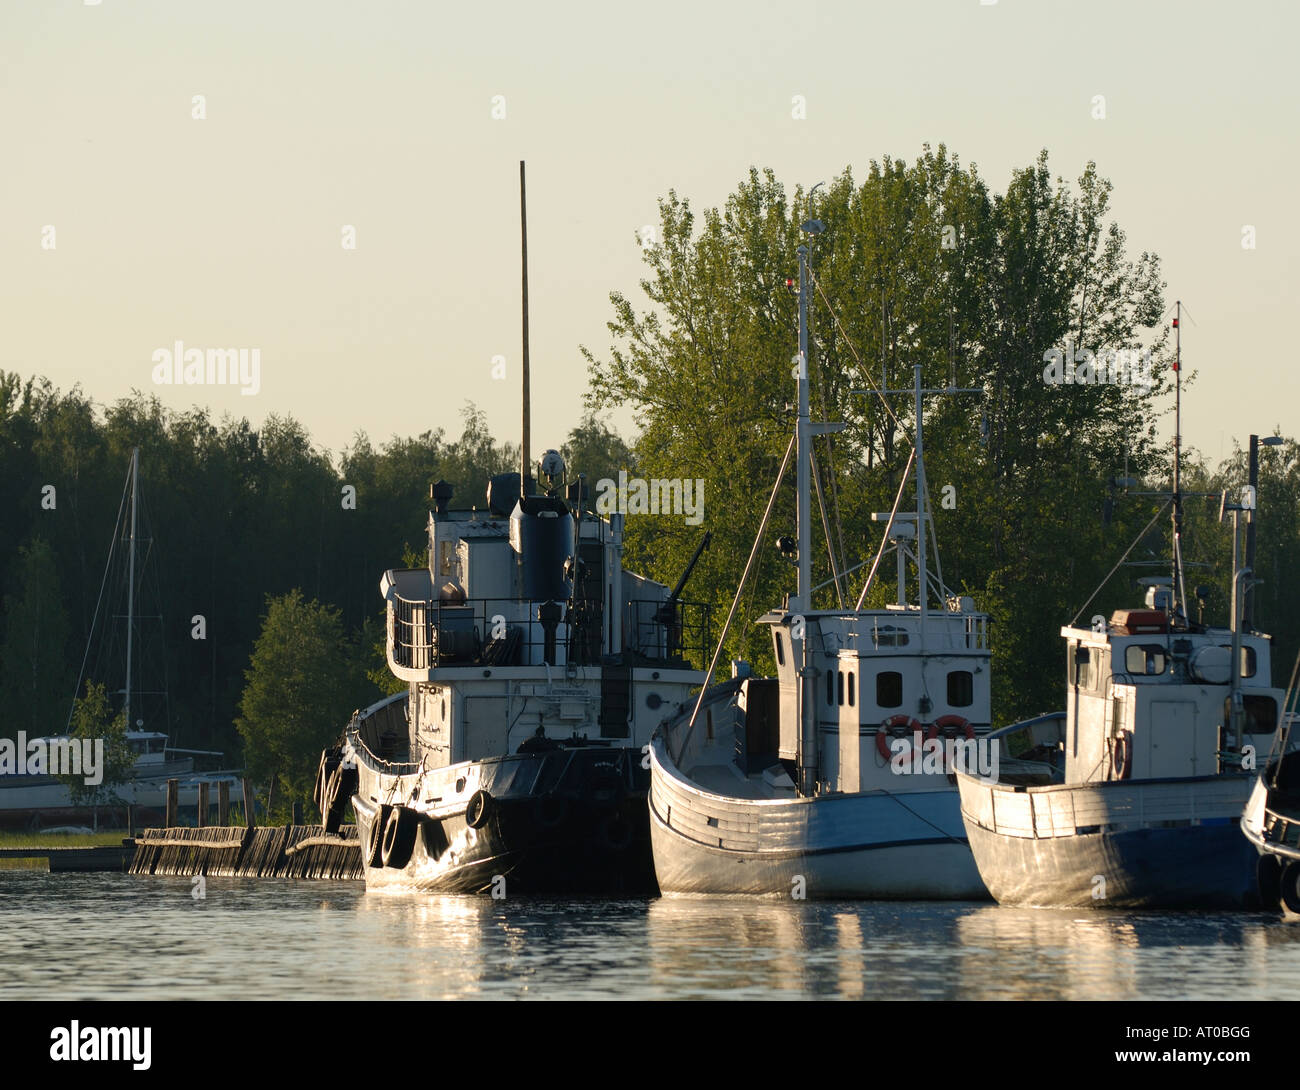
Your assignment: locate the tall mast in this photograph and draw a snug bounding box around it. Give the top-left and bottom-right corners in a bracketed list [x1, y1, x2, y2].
[123, 446, 138, 731]
[520, 160, 531, 495]
[796, 245, 812, 608]
[913, 363, 927, 650]
[1171, 301, 1187, 621]
[795, 244, 817, 795]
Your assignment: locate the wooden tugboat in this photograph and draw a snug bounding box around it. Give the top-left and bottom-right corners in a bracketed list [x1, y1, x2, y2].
[647, 235, 992, 900]
[956, 312, 1290, 909]
[315, 165, 709, 895]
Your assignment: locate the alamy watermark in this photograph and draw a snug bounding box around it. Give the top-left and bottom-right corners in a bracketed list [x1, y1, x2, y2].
[152, 341, 261, 395]
[0, 731, 104, 785]
[594, 471, 704, 526]
[889, 731, 1000, 783]
[1042, 342, 1153, 392]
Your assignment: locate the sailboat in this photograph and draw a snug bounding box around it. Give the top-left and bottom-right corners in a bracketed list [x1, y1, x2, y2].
[955, 307, 1291, 909]
[0, 447, 239, 829]
[646, 234, 992, 899]
[320, 164, 711, 894]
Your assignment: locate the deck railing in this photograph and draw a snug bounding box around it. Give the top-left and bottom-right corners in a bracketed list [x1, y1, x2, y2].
[387, 593, 711, 672]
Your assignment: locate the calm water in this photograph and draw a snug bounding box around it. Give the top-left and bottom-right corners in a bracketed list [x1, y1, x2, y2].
[3, 872, 1300, 1000]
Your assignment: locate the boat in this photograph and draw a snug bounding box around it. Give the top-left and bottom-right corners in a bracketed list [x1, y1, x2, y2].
[0, 448, 240, 830]
[318, 163, 711, 895]
[646, 231, 992, 900]
[1241, 652, 1300, 915]
[956, 308, 1290, 909]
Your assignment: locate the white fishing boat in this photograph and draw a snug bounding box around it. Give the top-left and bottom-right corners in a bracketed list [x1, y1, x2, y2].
[1241, 654, 1300, 915]
[957, 311, 1290, 909]
[648, 234, 992, 900]
[317, 164, 710, 895]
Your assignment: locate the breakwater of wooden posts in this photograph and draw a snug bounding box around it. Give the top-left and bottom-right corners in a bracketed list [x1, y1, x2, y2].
[128, 776, 363, 880]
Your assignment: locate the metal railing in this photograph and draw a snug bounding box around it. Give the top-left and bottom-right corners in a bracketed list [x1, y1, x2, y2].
[387, 593, 711, 672]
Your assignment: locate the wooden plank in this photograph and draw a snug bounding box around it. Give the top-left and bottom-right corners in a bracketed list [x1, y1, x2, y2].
[165, 778, 179, 828]
[197, 781, 209, 828]
[218, 781, 230, 826]
[242, 777, 255, 829]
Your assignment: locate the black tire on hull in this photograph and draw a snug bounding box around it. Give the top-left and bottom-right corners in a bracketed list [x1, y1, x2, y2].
[466, 790, 494, 830]
[1281, 862, 1300, 915]
[1258, 852, 1283, 911]
[366, 805, 390, 868]
[381, 806, 418, 869]
[585, 766, 625, 816]
[536, 794, 569, 830]
[596, 814, 634, 853]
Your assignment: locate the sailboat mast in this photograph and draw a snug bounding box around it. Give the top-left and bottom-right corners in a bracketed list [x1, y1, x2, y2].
[520, 160, 532, 496]
[1171, 300, 1187, 622]
[796, 245, 812, 607]
[124, 445, 138, 731]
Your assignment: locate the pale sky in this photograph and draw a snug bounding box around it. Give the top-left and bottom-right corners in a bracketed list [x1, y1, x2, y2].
[2, 0, 1295, 467]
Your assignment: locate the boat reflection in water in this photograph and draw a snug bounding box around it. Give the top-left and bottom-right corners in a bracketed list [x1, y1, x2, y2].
[951, 905, 1300, 1000]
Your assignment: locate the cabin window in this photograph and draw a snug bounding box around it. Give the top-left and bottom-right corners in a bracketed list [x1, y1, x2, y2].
[877, 671, 902, 709]
[1071, 646, 1091, 687]
[947, 670, 974, 708]
[439, 541, 455, 577]
[1221, 644, 1257, 678]
[874, 626, 911, 648]
[848, 671, 855, 707]
[1243, 695, 1278, 733]
[774, 632, 785, 666]
[1125, 645, 1167, 676]
[837, 671, 845, 706]
[826, 668, 835, 706]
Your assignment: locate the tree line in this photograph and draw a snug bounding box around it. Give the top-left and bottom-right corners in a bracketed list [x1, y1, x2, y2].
[2, 144, 1296, 816]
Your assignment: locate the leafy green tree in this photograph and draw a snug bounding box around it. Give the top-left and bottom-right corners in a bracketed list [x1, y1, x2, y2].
[61, 681, 135, 824]
[234, 589, 374, 820]
[584, 148, 1170, 722]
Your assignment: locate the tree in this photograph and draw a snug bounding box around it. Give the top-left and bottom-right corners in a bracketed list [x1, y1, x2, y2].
[583, 148, 1170, 722]
[234, 589, 373, 820]
[61, 680, 135, 827]
[0, 536, 74, 741]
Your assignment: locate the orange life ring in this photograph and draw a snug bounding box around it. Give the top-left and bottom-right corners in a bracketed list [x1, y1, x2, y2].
[926, 715, 976, 771]
[876, 715, 923, 761]
[1111, 732, 1132, 780]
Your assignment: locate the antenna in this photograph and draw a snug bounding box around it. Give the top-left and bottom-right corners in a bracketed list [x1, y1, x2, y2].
[520, 160, 531, 496]
[1171, 300, 1188, 622]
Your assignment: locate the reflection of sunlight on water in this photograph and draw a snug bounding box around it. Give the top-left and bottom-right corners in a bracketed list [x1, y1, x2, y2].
[953, 906, 1300, 1001]
[834, 913, 864, 1000]
[6, 873, 1300, 1000]
[647, 897, 818, 998]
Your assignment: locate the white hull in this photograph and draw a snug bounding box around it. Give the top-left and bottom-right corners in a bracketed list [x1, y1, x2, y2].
[649, 734, 987, 899]
[956, 770, 1259, 907]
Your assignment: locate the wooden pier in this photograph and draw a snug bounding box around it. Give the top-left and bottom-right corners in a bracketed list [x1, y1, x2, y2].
[129, 823, 362, 880]
[128, 773, 361, 878]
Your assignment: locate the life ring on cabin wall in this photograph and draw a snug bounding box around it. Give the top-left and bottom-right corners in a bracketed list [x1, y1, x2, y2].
[926, 715, 975, 771]
[1111, 732, 1132, 781]
[876, 715, 923, 761]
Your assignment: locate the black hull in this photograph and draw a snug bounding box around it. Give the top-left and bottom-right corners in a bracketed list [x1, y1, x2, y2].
[353, 745, 657, 896]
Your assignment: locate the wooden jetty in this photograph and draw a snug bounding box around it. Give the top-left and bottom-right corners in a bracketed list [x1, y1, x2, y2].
[130, 823, 362, 880]
[128, 775, 362, 879]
